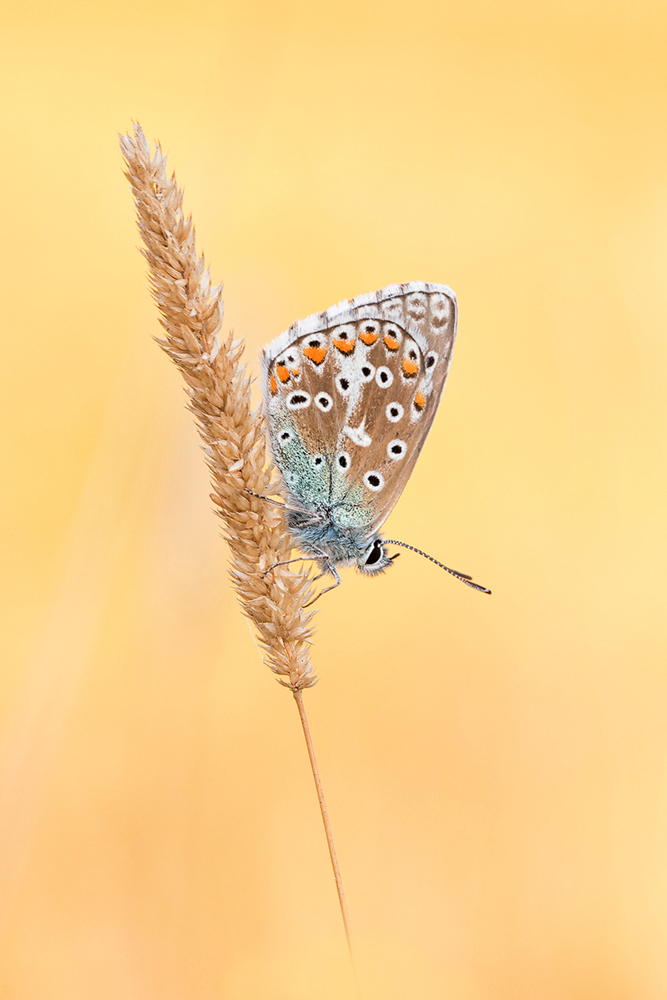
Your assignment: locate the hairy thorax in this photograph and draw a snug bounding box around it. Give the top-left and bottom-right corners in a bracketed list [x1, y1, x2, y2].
[286, 508, 372, 565]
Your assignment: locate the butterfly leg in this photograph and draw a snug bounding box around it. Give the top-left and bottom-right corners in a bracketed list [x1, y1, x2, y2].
[262, 555, 319, 578]
[304, 563, 341, 607]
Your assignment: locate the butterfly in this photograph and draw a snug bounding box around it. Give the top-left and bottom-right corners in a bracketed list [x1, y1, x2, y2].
[256, 281, 490, 601]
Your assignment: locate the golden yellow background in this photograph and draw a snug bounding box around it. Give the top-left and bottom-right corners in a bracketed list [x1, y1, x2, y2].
[2, 1, 666, 996]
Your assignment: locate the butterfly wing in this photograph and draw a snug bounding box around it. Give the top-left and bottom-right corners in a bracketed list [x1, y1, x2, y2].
[261, 282, 457, 531]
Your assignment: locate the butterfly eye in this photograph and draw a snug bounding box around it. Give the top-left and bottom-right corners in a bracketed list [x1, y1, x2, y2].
[315, 392, 333, 411]
[337, 452, 351, 470]
[387, 440, 407, 460]
[386, 402, 404, 422]
[365, 540, 384, 566]
[376, 367, 394, 388]
[363, 471, 385, 492]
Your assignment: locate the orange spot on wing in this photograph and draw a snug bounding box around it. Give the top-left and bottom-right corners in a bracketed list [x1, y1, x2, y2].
[414, 391, 426, 411]
[303, 345, 327, 365]
[402, 358, 419, 377]
[291, 368, 300, 377]
[360, 331, 378, 345]
[384, 334, 400, 351]
[276, 363, 290, 383]
[333, 337, 356, 354]
[269, 374, 278, 395]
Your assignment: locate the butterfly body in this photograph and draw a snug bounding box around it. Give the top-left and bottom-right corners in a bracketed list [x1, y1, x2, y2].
[283, 509, 388, 576]
[261, 282, 458, 586]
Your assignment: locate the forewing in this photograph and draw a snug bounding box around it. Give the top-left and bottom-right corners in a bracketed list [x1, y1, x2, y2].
[261, 282, 457, 526]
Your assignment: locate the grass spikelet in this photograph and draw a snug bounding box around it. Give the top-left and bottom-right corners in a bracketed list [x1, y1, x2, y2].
[120, 126, 357, 981]
[120, 123, 317, 691]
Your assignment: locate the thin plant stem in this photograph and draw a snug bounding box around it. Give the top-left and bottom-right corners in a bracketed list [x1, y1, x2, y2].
[293, 690, 360, 995]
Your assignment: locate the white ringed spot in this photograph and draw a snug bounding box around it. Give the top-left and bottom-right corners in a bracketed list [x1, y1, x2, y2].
[363, 471, 385, 492]
[386, 402, 404, 423]
[425, 350, 438, 373]
[376, 366, 394, 388]
[278, 429, 293, 443]
[336, 375, 351, 395]
[337, 452, 351, 471]
[387, 440, 407, 460]
[312, 454, 325, 468]
[286, 391, 311, 410]
[359, 362, 375, 382]
[315, 392, 333, 412]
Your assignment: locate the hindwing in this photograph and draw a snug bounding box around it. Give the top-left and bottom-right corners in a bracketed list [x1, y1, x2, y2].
[261, 282, 457, 531]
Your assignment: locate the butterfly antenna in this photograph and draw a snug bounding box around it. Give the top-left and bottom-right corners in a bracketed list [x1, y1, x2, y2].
[384, 540, 491, 594]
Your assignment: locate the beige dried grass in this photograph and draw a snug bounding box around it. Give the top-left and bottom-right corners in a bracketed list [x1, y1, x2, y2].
[120, 123, 317, 692]
[120, 123, 357, 982]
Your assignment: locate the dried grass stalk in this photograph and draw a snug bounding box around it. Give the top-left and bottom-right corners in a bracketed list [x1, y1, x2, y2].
[120, 123, 317, 691]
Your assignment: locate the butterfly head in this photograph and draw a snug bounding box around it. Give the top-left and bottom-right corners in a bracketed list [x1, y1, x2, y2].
[356, 536, 397, 576]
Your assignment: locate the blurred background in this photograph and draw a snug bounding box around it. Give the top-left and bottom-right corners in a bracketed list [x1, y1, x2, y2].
[1, 0, 666, 997]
